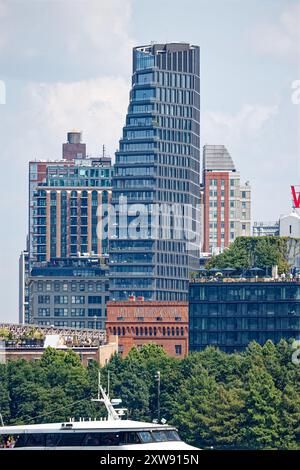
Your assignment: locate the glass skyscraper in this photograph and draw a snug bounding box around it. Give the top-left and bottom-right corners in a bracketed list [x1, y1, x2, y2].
[110, 43, 201, 301]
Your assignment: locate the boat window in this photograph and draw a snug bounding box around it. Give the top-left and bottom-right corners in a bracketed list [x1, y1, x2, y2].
[119, 432, 140, 444]
[45, 433, 60, 447]
[152, 430, 169, 442]
[25, 433, 46, 447]
[57, 432, 86, 446]
[84, 433, 103, 446]
[165, 430, 181, 441]
[14, 434, 26, 448]
[0, 435, 18, 449]
[138, 431, 153, 443]
[83, 432, 119, 446]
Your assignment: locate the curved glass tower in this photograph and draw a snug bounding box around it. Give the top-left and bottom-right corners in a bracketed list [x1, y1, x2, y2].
[109, 43, 201, 301]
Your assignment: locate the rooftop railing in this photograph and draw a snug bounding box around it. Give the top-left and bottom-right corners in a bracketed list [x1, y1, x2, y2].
[191, 276, 300, 284]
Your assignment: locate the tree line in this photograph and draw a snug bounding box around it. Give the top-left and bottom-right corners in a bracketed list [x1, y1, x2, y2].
[0, 340, 299, 449]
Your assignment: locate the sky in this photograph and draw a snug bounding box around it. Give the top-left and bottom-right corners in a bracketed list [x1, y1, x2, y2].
[0, 0, 299, 322]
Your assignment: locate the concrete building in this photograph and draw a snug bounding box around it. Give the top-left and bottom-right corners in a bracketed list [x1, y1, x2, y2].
[106, 299, 189, 358]
[279, 211, 300, 238]
[203, 145, 251, 254]
[18, 250, 29, 324]
[253, 221, 279, 237]
[110, 43, 201, 302]
[28, 257, 110, 328]
[189, 277, 300, 353]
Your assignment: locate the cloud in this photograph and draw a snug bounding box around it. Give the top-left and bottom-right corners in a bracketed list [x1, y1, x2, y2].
[25, 76, 129, 157]
[0, 0, 135, 322]
[0, 0, 135, 81]
[203, 104, 278, 150]
[251, 3, 300, 62]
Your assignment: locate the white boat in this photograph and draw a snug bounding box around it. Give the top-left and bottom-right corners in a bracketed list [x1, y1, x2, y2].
[0, 375, 199, 450]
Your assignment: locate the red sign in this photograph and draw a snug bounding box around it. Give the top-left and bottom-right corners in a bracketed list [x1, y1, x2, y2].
[291, 186, 300, 209]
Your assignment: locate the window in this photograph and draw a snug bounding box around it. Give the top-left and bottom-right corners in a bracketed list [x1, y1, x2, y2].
[175, 345, 182, 356]
[71, 321, 85, 328]
[38, 308, 50, 317]
[38, 295, 50, 304]
[88, 296, 102, 304]
[54, 308, 68, 317]
[138, 432, 153, 443]
[54, 296, 68, 304]
[71, 308, 85, 317]
[71, 296, 85, 304]
[88, 308, 102, 317]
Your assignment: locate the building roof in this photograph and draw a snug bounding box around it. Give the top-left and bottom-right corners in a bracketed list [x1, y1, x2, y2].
[280, 211, 300, 221]
[203, 145, 236, 172]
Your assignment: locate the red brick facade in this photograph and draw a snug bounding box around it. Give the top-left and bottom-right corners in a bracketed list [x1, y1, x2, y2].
[106, 300, 189, 358]
[203, 171, 230, 252]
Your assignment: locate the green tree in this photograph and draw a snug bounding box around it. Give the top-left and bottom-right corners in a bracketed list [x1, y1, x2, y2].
[0, 364, 10, 423]
[244, 365, 281, 449]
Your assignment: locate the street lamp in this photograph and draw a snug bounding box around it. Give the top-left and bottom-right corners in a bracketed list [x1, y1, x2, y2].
[154, 370, 161, 421]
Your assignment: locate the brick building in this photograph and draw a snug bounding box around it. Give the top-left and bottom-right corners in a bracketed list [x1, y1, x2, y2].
[203, 145, 251, 254]
[106, 300, 189, 358]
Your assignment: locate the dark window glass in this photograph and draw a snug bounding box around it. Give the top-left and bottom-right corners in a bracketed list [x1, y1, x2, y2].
[138, 431, 153, 443]
[152, 430, 169, 442]
[25, 433, 45, 447]
[165, 430, 181, 441]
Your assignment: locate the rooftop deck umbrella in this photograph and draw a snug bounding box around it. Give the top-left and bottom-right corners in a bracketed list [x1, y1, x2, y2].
[194, 267, 207, 279]
[248, 267, 264, 277]
[209, 268, 223, 278]
[222, 267, 236, 277]
[209, 268, 220, 273]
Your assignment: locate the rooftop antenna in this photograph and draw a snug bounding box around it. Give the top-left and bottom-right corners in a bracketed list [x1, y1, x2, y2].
[102, 145, 106, 158]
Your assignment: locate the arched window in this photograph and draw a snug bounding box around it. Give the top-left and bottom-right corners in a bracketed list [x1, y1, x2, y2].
[102, 191, 108, 204]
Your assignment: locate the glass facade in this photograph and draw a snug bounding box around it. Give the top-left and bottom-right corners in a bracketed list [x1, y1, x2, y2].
[189, 281, 300, 352]
[110, 43, 201, 301]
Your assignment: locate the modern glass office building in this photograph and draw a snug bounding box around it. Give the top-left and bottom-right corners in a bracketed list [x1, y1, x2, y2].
[189, 279, 300, 352]
[110, 43, 201, 301]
